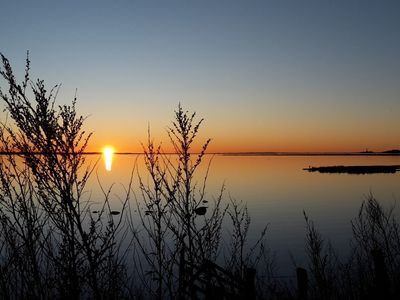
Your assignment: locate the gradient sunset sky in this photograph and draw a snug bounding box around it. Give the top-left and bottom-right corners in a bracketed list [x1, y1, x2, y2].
[1, 0, 399, 153]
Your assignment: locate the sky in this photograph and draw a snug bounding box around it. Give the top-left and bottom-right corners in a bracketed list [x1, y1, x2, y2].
[0, 0, 399, 153]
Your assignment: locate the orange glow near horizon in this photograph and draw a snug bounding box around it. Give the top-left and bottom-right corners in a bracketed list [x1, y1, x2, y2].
[103, 146, 114, 171]
[87, 140, 397, 155]
[87, 129, 399, 154]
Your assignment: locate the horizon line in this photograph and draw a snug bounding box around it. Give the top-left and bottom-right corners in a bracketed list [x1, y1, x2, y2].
[1, 150, 399, 156]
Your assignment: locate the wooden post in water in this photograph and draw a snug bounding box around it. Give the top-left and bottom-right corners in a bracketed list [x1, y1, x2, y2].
[297, 267, 308, 300]
[243, 267, 256, 300]
[178, 247, 185, 300]
[372, 248, 390, 299]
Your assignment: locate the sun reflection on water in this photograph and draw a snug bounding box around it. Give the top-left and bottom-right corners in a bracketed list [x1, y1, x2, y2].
[103, 147, 114, 171]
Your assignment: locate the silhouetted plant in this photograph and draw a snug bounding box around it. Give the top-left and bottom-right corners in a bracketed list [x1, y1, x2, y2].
[132, 105, 277, 300]
[225, 198, 275, 299]
[350, 194, 400, 298]
[132, 105, 228, 299]
[132, 132, 176, 299]
[0, 142, 50, 299]
[303, 211, 339, 300]
[301, 196, 400, 300]
[0, 52, 128, 299]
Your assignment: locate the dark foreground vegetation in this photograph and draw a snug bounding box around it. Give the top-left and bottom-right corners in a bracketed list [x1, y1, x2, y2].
[1, 54, 400, 299]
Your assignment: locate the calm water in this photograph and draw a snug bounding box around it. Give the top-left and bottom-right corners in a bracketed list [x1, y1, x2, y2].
[90, 154, 400, 275]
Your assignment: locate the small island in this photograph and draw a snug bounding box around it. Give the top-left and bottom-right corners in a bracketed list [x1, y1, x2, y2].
[304, 165, 400, 174]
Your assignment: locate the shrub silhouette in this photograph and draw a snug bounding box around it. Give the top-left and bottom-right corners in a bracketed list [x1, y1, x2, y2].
[0, 52, 128, 299]
[133, 105, 228, 299]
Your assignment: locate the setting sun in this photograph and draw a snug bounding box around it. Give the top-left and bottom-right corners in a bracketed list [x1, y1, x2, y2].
[103, 146, 114, 171]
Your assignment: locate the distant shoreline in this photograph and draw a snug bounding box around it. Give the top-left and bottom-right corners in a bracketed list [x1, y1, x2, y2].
[217, 151, 400, 157]
[1, 151, 399, 156]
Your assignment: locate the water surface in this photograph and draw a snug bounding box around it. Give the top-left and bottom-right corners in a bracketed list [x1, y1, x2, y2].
[91, 154, 400, 275]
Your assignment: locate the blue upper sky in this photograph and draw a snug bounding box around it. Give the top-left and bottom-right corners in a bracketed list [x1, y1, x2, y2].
[1, 0, 399, 151]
